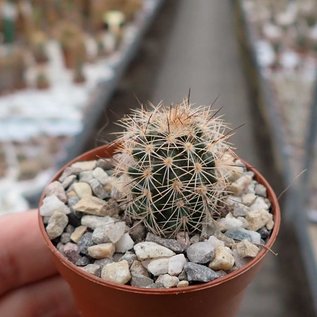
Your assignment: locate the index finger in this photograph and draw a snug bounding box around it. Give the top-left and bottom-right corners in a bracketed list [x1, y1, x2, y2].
[0, 210, 57, 296]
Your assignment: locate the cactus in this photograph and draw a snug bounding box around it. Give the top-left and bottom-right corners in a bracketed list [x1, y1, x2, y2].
[115, 98, 234, 237]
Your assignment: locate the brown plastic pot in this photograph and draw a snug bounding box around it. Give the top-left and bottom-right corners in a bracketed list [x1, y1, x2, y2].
[38, 144, 281, 317]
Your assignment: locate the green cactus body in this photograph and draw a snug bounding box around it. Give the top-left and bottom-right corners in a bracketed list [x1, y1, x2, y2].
[115, 99, 233, 237]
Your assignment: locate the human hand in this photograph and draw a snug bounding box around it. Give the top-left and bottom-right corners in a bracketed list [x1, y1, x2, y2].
[0, 210, 79, 317]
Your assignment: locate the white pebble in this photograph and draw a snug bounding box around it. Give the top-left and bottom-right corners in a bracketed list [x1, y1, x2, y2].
[156, 274, 179, 288]
[93, 167, 110, 185]
[40, 195, 70, 217]
[186, 241, 214, 264]
[87, 243, 115, 259]
[249, 197, 270, 212]
[207, 236, 225, 249]
[81, 215, 115, 229]
[242, 193, 257, 206]
[92, 222, 126, 244]
[177, 280, 189, 288]
[70, 226, 87, 243]
[73, 196, 107, 216]
[235, 239, 260, 258]
[143, 258, 169, 276]
[44, 181, 67, 202]
[228, 174, 253, 196]
[209, 246, 235, 271]
[115, 233, 135, 253]
[217, 212, 244, 232]
[73, 182, 92, 198]
[46, 210, 68, 240]
[101, 260, 131, 285]
[168, 254, 187, 276]
[134, 242, 175, 261]
[72, 161, 97, 171]
[246, 209, 273, 231]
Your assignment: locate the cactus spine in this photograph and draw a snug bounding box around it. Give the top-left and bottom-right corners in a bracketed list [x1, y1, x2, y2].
[115, 98, 233, 237]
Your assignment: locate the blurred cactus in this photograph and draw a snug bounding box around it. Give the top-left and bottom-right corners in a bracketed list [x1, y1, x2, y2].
[115, 97, 234, 237]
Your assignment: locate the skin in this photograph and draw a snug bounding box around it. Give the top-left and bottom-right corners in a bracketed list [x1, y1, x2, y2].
[0, 210, 79, 317]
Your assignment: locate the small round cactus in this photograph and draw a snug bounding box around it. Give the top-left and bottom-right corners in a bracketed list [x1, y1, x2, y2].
[115, 98, 234, 237]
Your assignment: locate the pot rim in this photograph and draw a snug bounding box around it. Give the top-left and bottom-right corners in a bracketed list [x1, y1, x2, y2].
[38, 144, 281, 296]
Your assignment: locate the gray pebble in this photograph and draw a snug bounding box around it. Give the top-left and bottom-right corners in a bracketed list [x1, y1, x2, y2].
[184, 262, 218, 283]
[44, 181, 67, 202]
[146, 233, 185, 253]
[63, 242, 80, 264]
[145, 282, 164, 289]
[76, 256, 90, 266]
[131, 274, 154, 288]
[215, 270, 227, 278]
[232, 204, 249, 217]
[78, 232, 94, 255]
[60, 232, 71, 244]
[214, 232, 235, 247]
[67, 212, 82, 227]
[255, 184, 267, 197]
[62, 175, 77, 190]
[129, 222, 146, 243]
[96, 159, 113, 170]
[72, 161, 97, 171]
[130, 260, 150, 277]
[258, 227, 271, 240]
[104, 198, 120, 217]
[81, 264, 101, 277]
[232, 250, 250, 269]
[65, 224, 75, 234]
[113, 253, 123, 262]
[94, 258, 113, 266]
[43, 216, 50, 224]
[224, 228, 261, 245]
[68, 196, 80, 208]
[186, 242, 214, 264]
[190, 234, 200, 244]
[59, 166, 82, 182]
[79, 171, 94, 183]
[46, 211, 69, 240]
[120, 252, 137, 266]
[200, 216, 218, 240]
[106, 169, 114, 176]
[176, 232, 191, 250]
[93, 167, 110, 185]
[89, 178, 110, 199]
[56, 242, 64, 253]
[177, 269, 187, 281]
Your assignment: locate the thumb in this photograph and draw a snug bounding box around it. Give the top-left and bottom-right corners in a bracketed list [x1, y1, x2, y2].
[0, 275, 79, 317]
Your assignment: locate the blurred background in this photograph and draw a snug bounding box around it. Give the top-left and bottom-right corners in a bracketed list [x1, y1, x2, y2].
[0, 0, 316, 316]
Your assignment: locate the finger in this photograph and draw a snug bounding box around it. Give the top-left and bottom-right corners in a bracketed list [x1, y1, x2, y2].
[0, 275, 79, 317]
[0, 210, 57, 295]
